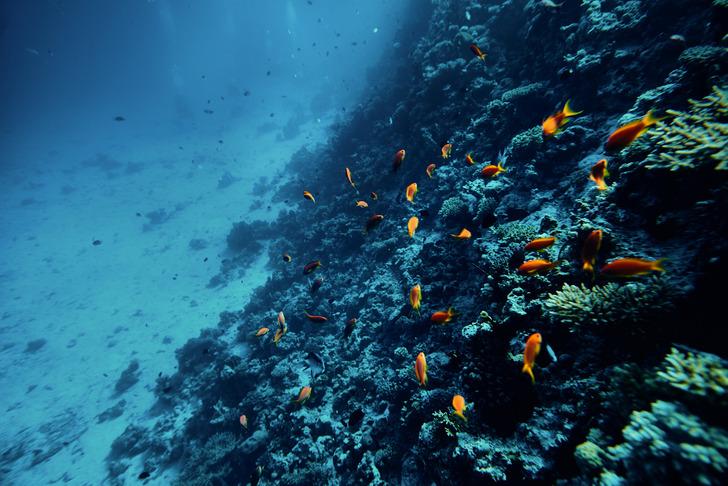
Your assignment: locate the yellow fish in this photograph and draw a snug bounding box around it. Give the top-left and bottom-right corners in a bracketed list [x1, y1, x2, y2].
[407, 216, 419, 237]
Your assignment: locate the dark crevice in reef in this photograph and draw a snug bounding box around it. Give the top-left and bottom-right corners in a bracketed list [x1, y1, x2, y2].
[106, 0, 728, 484]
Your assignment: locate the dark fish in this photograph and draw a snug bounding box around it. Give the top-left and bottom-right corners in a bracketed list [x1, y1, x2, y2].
[303, 260, 321, 274]
[250, 465, 264, 486]
[92, 239, 102, 246]
[304, 351, 325, 380]
[244, 90, 251, 96]
[114, 116, 125, 122]
[266, 70, 271, 76]
[344, 318, 357, 339]
[138, 471, 150, 480]
[310, 277, 324, 293]
[365, 214, 384, 233]
[348, 408, 364, 429]
[203, 109, 214, 114]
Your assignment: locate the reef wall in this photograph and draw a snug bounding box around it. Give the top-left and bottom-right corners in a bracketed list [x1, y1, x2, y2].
[106, 0, 728, 484]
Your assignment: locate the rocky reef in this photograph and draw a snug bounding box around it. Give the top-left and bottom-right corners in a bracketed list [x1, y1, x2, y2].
[105, 0, 728, 484]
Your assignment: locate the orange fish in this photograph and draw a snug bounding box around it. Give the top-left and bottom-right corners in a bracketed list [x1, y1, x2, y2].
[239, 414, 248, 429]
[465, 153, 475, 165]
[255, 327, 270, 337]
[408, 216, 419, 238]
[450, 228, 471, 239]
[606, 110, 663, 151]
[430, 307, 457, 324]
[518, 259, 559, 275]
[480, 162, 506, 178]
[542, 100, 582, 137]
[303, 260, 321, 274]
[345, 167, 358, 191]
[414, 352, 428, 386]
[426, 163, 436, 178]
[405, 183, 418, 203]
[282, 253, 292, 263]
[589, 159, 609, 190]
[470, 43, 486, 61]
[581, 230, 603, 275]
[600, 258, 665, 277]
[356, 200, 369, 208]
[304, 311, 328, 323]
[524, 237, 556, 252]
[365, 214, 384, 233]
[293, 386, 312, 404]
[303, 190, 316, 203]
[452, 394, 467, 422]
[370, 191, 378, 200]
[393, 149, 406, 172]
[409, 284, 421, 313]
[277, 311, 286, 327]
[441, 143, 452, 159]
[273, 328, 285, 346]
[522, 332, 542, 384]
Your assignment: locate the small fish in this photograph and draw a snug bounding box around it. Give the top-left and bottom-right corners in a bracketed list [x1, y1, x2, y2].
[450, 228, 472, 239]
[283, 253, 292, 263]
[310, 277, 324, 293]
[303, 260, 322, 274]
[293, 386, 312, 404]
[255, 327, 270, 337]
[344, 317, 357, 339]
[524, 237, 556, 252]
[365, 214, 384, 233]
[304, 351, 325, 380]
[522, 332, 542, 384]
[581, 230, 603, 275]
[480, 162, 506, 178]
[405, 183, 418, 203]
[441, 143, 453, 159]
[356, 200, 369, 208]
[138, 471, 151, 480]
[541, 0, 564, 7]
[606, 110, 663, 151]
[250, 466, 264, 486]
[414, 352, 428, 386]
[426, 163, 436, 178]
[407, 216, 419, 238]
[589, 159, 609, 190]
[409, 284, 422, 313]
[430, 307, 457, 324]
[542, 100, 583, 137]
[273, 328, 285, 346]
[393, 149, 406, 172]
[239, 414, 248, 429]
[278, 311, 286, 327]
[452, 395, 467, 422]
[518, 259, 560, 275]
[304, 311, 328, 323]
[370, 191, 378, 201]
[345, 167, 358, 191]
[670, 34, 686, 43]
[303, 191, 316, 203]
[600, 258, 665, 277]
[465, 153, 475, 165]
[114, 116, 125, 122]
[470, 43, 486, 61]
[92, 239, 102, 246]
[546, 343, 557, 362]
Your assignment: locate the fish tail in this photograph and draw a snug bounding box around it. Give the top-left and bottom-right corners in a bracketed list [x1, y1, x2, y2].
[563, 99, 583, 117]
[652, 258, 667, 272]
[454, 411, 468, 422]
[643, 110, 664, 127]
[498, 162, 507, 172]
[522, 364, 535, 384]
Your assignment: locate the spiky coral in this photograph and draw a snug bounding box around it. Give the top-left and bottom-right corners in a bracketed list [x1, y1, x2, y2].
[641, 86, 728, 171]
[656, 347, 728, 406]
[543, 278, 673, 327]
[490, 221, 537, 245]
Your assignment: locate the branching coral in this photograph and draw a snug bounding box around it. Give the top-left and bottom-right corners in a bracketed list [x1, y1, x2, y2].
[656, 347, 728, 406]
[543, 278, 674, 327]
[640, 86, 728, 171]
[490, 221, 537, 245]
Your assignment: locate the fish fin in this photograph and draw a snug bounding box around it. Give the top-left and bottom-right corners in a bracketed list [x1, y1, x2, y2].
[563, 99, 583, 117]
[642, 110, 665, 127]
[652, 258, 667, 272]
[522, 364, 535, 384]
[453, 411, 468, 422]
[498, 162, 506, 172]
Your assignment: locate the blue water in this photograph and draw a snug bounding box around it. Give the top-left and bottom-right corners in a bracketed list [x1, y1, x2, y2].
[0, 1, 407, 483]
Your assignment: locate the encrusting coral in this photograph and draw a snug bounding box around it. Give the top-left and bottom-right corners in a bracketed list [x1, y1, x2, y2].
[640, 86, 728, 171]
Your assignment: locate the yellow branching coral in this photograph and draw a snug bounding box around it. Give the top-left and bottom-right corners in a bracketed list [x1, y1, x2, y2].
[656, 347, 728, 405]
[642, 86, 728, 171]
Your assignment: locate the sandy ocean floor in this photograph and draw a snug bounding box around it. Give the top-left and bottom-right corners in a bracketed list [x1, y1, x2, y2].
[0, 114, 328, 484]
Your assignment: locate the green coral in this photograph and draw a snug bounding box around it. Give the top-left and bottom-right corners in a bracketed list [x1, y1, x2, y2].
[656, 347, 728, 405]
[582, 0, 645, 33]
[490, 221, 537, 244]
[501, 82, 544, 103]
[543, 278, 674, 327]
[641, 86, 728, 171]
[507, 126, 543, 159]
[606, 400, 728, 485]
[431, 410, 464, 438]
[438, 196, 470, 222]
